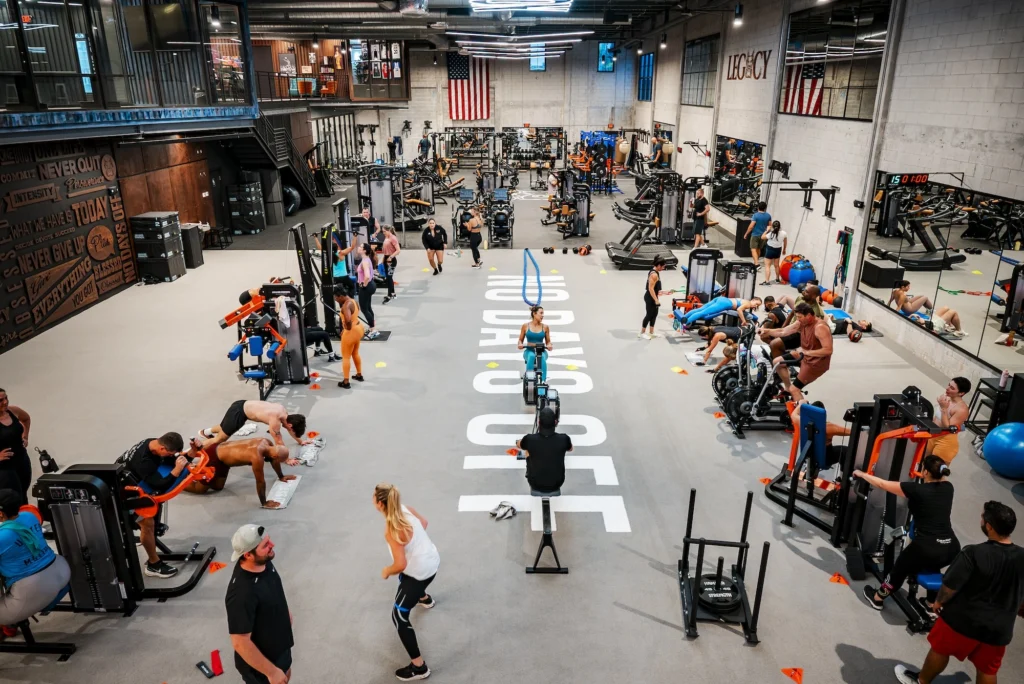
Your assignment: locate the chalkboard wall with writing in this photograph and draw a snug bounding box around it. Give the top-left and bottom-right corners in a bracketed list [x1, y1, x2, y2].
[0, 141, 138, 355]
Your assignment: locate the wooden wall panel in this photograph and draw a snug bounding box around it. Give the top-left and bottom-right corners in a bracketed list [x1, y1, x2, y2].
[167, 143, 190, 167]
[143, 145, 170, 173]
[115, 146, 146, 177]
[117, 143, 214, 226]
[146, 168, 175, 212]
[119, 175, 152, 219]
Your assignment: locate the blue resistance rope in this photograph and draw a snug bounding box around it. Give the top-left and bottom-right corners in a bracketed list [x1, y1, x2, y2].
[522, 248, 542, 306]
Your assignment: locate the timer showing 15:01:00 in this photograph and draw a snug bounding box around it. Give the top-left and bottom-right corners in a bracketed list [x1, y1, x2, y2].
[888, 173, 930, 186]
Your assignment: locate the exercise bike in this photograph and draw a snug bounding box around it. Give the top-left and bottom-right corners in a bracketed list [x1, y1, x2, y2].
[721, 352, 797, 438]
[521, 343, 561, 436]
[486, 187, 514, 248]
[711, 324, 759, 401]
[452, 188, 477, 248]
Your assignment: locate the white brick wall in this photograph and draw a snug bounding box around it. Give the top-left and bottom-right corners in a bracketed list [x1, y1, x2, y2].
[879, 0, 1024, 200]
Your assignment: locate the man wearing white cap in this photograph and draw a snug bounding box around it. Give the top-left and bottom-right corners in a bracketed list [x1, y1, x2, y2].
[225, 525, 294, 684]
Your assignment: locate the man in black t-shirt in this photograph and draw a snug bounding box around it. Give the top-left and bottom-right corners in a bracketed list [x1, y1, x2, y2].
[118, 433, 187, 579]
[895, 501, 1024, 684]
[692, 188, 710, 248]
[226, 524, 294, 684]
[516, 408, 573, 492]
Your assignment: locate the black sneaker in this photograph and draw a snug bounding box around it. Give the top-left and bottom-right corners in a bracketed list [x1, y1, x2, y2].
[353, 374, 365, 382]
[396, 663, 430, 681]
[433, 268, 438, 276]
[438, 264, 443, 273]
[383, 295, 393, 304]
[327, 353, 341, 362]
[863, 585, 885, 611]
[144, 561, 178, 579]
[338, 380, 351, 389]
[418, 594, 435, 609]
[894, 664, 920, 683]
[313, 348, 328, 357]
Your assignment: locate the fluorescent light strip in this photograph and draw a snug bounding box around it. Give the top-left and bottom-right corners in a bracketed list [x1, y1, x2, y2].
[446, 30, 593, 41]
[456, 39, 581, 46]
[468, 50, 566, 56]
[475, 54, 564, 60]
[465, 46, 570, 52]
[470, 1, 572, 13]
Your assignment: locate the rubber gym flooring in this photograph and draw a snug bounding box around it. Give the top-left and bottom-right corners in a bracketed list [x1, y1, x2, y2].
[0, 183, 1022, 684]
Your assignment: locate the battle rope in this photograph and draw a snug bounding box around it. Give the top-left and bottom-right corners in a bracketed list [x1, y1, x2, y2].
[522, 248, 542, 307]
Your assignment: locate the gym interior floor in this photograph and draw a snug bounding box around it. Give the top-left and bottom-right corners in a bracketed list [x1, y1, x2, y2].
[1, 177, 1022, 684]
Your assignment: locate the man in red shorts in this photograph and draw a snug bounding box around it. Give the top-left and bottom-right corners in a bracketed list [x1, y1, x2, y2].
[895, 501, 1024, 684]
[184, 437, 299, 509]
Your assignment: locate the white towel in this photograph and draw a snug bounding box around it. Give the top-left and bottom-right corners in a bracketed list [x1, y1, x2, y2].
[296, 437, 326, 467]
[234, 422, 259, 437]
[264, 475, 301, 509]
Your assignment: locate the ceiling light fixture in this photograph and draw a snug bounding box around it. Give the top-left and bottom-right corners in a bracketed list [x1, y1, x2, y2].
[469, 0, 573, 14]
[210, 5, 221, 28]
[637, 46, 643, 55]
[660, 33, 667, 49]
[734, 3, 743, 26]
[433, 54, 438, 65]
[312, 33, 319, 50]
[446, 30, 593, 41]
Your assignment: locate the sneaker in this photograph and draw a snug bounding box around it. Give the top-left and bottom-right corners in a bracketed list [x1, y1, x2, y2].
[438, 264, 443, 273]
[637, 331, 646, 338]
[433, 268, 438, 276]
[760, 281, 771, 286]
[894, 664, 920, 684]
[313, 348, 328, 357]
[648, 331, 660, 338]
[775, 279, 781, 284]
[395, 662, 430, 681]
[418, 595, 435, 609]
[863, 585, 885, 611]
[694, 360, 705, 366]
[353, 374, 365, 382]
[144, 561, 178, 579]
[338, 380, 351, 389]
[383, 295, 393, 304]
[472, 262, 481, 269]
[197, 428, 213, 440]
[642, 333, 653, 340]
[327, 353, 341, 362]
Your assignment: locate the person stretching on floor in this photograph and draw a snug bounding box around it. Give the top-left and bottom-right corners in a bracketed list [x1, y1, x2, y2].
[930, 306, 968, 338]
[519, 305, 552, 383]
[675, 296, 762, 330]
[374, 483, 440, 682]
[894, 501, 1024, 684]
[184, 438, 298, 509]
[0, 490, 72, 630]
[357, 243, 381, 340]
[640, 255, 671, 339]
[854, 455, 960, 613]
[200, 401, 307, 450]
[706, 342, 738, 374]
[421, 218, 447, 276]
[694, 324, 742, 366]
[889, 280, 933, 315]
[771, 302, 833, 403]
[924, 377, 971, 465]
[334, 282, 365, 389]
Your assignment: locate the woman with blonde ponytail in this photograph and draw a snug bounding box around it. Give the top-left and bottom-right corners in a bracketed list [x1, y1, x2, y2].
[374, 483, 440, 681]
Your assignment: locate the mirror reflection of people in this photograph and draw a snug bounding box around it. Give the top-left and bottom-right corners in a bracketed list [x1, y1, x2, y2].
[889, 280, 933, 315]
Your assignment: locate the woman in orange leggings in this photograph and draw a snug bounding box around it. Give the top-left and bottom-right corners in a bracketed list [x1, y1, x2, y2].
[333, 284, 365, 389]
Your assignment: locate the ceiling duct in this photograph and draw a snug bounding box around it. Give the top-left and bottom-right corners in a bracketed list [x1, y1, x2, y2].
[399, 0, 429, 14]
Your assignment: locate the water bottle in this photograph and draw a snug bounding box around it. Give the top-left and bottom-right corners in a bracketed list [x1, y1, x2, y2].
[999, 370, 1010, 389]
[36, 447, 58, 474]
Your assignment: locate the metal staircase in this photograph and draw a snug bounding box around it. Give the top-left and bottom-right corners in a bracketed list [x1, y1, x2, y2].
[225, 112, 317, 207]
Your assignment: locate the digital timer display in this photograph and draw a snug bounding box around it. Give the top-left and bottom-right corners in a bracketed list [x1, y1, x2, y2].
[887, 173, 930, 187]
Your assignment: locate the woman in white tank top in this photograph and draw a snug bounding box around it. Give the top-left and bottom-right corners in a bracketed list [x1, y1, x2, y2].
[375, 483, 439, 681]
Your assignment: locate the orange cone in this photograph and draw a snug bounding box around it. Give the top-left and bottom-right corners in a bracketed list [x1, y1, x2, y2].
[759, 477, 772, 485]
[782, 668, 803, 683]
[829, 573, 849, 586]
[208, 561, 227, 574]
[310, 384, 321, 390]
[713, 411, 725, 419]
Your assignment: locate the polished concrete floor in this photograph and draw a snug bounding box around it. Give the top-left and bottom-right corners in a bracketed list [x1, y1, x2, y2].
[0, 240, 1022, 684]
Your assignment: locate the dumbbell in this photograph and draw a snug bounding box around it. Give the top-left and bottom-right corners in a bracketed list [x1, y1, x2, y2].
[848, 329, 863, 343]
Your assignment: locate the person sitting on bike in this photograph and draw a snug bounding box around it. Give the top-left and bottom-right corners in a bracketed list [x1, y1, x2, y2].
[516, 408, 572, 494]
[518, 305, 552, 383]
[770, 302, 833, 403]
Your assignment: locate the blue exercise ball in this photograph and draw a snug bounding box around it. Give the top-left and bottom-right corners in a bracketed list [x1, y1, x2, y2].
[984, 423, 1024, 479]
[789, 260, 816, 290]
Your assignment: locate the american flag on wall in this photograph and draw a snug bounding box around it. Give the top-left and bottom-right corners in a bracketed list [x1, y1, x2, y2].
[447, 52, 490, 121]
[782, 62, 825, 116]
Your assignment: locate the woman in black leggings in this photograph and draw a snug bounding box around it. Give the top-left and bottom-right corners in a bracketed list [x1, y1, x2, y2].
[0, 388, 32, 505]
[853, 455, 960, 612]
[357, 243, 380, 340]
[465, 207, 484, 268]
[639, 255, 669, 339]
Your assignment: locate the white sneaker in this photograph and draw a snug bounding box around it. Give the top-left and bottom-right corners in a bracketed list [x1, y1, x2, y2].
[649, 331, 660, 338]
[642, 333, 653, 340]
[637, 331, 645, 338]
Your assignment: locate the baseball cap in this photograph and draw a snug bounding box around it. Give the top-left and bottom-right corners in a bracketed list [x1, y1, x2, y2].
[231, 524, 265, 562]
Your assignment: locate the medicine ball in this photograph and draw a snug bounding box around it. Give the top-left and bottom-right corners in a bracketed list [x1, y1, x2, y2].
[822, 290, 835, 305]
[833, 295, 843, 308]
[848, 329, 862, 343]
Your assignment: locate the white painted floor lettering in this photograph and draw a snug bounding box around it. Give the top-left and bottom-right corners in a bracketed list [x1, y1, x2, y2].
[485, 288, 570, 301]
[466, 414, 607, 447]
[479, 328, 581, 346]
[482, 310, 576, 326]
[477, 348, 587, 368]
[472, 370, 593, 394]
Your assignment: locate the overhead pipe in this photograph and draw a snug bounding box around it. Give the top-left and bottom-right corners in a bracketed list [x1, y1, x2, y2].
[248, 11, 608, 24]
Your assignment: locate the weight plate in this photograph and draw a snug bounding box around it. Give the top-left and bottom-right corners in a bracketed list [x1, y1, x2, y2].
[696, 573, 742, 613]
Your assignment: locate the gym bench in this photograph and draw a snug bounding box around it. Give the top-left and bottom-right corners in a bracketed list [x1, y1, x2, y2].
[0, 585, 76, 660]
[526, 489, 568, 575]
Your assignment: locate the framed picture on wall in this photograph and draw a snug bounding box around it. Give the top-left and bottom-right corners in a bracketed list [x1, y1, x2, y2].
[308, 51, 316, 64]
[360, 41, 369, 55]
[392, 61, 402, 79]
[300, 65, 313, 75]
[391, 42, 400, 59]
[371, 61, 381, 79]
[279, 53, 297, 76]
[371, 44, 380, 60]
[381, 61, 390, 79]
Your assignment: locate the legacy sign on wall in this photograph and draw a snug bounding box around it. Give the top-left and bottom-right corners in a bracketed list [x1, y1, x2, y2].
[0, 142, 136, 354]
[726, 50, 773, 81]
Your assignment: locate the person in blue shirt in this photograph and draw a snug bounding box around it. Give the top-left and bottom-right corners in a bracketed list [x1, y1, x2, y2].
[0, 489, 71, 626]
[743, 201, 772, 271]
[518, 305, 552, 383]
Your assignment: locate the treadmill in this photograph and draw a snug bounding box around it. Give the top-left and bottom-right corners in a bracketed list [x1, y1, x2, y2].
[606, 222, 679, 270]
[866, 203, 967, 271]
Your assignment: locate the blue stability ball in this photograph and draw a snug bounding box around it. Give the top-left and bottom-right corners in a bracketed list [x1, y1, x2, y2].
[789, 260, 816, 290]
[983, 423, 1024, 479]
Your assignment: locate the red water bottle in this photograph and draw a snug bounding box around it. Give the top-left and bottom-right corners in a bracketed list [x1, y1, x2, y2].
[210, 649, 223, 676]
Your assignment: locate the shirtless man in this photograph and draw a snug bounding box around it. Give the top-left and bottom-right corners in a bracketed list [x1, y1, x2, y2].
[185, 437, 299, 508]
[199, 400, 307, 450]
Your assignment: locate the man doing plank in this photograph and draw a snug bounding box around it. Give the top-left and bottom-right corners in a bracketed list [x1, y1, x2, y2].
[185, 438, 299, 509]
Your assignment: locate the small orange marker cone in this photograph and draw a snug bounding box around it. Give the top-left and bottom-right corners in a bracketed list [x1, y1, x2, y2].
[782, 668, 803, 684]
[506, 448, 519, 456]
[310, 384, 321, 390]
[713, 411, 725, 419]
[759, 477, 772, 485]
[310, 372, 320, 378]
[829, 573, 849, 586]
[208, 561, 227, 574]
[307, 431, 319, 439]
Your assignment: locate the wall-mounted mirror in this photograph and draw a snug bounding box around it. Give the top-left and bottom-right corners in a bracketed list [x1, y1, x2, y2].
[859, 169, 1024, 372]
[652, 122, 676, 169]
[711, 134, 763, 220]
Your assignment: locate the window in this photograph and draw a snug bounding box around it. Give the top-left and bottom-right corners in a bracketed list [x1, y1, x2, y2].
[597, 42, 615, 72]
[781, 0, 890, 121]
[201, 3, 247, 104]
[681, 34, 718, 107]
[529, 43, 545, 72]
[637, 52, 654, 101]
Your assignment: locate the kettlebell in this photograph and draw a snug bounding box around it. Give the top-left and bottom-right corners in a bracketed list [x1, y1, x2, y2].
[562, 247, 569, 254]
[572, 247, 579, 254]
[848, 329, 863, 343]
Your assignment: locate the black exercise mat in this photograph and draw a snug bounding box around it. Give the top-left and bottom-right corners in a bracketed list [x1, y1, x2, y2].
[363, 331, 392, 342]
